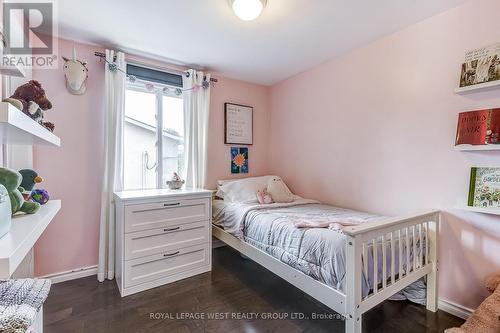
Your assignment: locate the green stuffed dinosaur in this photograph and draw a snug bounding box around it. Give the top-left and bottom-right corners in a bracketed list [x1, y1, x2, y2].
[0, 167, 40, 215]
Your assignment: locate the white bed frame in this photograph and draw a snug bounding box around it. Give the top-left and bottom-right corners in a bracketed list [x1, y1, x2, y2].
[212, 209, 439, 333]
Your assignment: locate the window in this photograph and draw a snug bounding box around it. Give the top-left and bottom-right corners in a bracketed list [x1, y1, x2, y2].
[123, 67, 184, 190]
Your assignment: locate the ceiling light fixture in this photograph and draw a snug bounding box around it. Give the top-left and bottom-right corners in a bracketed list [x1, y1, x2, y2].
[231, 0, 267, 21]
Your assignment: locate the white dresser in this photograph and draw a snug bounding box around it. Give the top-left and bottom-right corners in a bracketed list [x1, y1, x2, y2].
[114, 188, 212, 297]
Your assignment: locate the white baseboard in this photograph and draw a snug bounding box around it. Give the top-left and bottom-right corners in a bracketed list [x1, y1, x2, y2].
[438, 298, 473, 320]
[39, 265, 98, 284]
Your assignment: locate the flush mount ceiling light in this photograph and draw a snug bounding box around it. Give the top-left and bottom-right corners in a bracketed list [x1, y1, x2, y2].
[230, 0, 267, 21]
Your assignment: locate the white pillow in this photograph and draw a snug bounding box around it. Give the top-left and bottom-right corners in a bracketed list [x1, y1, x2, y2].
[218, 175, 277, 203]
[215, 179, 237, 198]
[267, 177, 294, 203]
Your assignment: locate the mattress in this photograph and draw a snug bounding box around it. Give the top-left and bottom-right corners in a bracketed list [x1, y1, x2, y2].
[212, 199, 426, 302]
[212, 200, 227, 227]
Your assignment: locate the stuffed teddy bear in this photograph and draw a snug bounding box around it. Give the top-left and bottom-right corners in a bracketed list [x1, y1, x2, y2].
[257, 188, 273, 204]
[445, 272, 500, 333]
[3, 80, 55, 132]
[0, 167, 40, 215]
[267, 177, 295, 203]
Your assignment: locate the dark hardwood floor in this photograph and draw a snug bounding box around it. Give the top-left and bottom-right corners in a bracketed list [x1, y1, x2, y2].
[44, 246, 464, 333]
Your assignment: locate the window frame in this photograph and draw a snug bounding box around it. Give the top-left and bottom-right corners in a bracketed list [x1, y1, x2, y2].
[124, 78, 184, 190]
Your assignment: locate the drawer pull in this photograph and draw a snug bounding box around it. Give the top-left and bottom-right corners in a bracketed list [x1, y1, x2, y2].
[163, 251, 180, 257]
[131, 203, 181, 213]
[163, 227, 180, 232]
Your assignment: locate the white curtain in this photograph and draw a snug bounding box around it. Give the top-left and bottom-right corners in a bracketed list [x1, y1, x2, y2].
[183, 69, 211, 188]
[97, 50, 126, 282]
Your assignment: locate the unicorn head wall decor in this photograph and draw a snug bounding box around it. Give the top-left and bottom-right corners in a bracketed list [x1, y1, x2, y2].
[62, 47, 88, 95]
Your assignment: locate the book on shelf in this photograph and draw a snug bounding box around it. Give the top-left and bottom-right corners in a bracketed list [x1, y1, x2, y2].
[459, 43, 500, 88]
[468, 167, 500, 209]
[455, 108, 500, 145]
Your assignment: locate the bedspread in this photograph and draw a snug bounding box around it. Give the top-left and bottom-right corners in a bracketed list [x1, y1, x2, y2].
[213, 199, 426, 301]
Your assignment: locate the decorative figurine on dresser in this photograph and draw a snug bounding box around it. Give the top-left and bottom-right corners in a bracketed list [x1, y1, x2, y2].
[113, 188, 212, 296]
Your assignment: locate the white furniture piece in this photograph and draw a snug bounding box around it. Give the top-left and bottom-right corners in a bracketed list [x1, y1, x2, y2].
[454, 80, 500, 94]
[27, 306, 43, 333]
[454, 144, 500, 151]
[0, 102, 61, 147]
[0, 201, 60, 333]
[213, 210, 439, 333]
[455, 205, 500, 216]
[114, 188, 212, 297]
[0, 200, 61, 278]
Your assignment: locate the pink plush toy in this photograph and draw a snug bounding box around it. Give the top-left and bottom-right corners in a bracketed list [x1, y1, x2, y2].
[257, 188, 273, 204]
[445, 272, 500, 333]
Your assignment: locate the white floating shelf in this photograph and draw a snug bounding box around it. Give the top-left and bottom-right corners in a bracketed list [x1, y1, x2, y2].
[454, 144, 500, 151]
[0, 102, 60, 146]
[455, 80, 500, 94]
[0, 200, 61, 278]
[456, 205, 500, 216]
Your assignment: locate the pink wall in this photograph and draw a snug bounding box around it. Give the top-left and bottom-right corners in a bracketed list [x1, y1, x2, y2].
[33, 40, 105, 276]
[207, 76, 270, 189]
[32, 38, 270, 276]
[268, 0, 500, 309]
[32, 0, 499, 312]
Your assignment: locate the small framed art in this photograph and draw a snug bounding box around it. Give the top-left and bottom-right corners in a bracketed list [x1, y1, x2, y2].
[231, 147, 248, 174]
[225, 103, 253, 145]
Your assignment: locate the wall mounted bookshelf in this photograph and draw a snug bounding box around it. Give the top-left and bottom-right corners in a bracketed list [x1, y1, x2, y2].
[454, 80, 500, 94]
[454, 144, 500, 151]
[456, 205, 500, 216]
[0, 102, 60, 147]
[0, 200, 61, 278]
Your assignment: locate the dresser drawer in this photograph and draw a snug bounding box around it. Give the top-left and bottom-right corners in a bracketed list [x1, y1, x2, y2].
[124, 243, 210, 288]
[124, 221, 209, 260]
[124, 198, 210, 233]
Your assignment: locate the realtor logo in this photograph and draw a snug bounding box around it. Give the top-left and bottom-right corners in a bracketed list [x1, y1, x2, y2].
[2, 1, 58, 68]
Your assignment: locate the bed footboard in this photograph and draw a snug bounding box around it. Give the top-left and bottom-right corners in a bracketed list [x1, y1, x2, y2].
[342, 210, 440, 333]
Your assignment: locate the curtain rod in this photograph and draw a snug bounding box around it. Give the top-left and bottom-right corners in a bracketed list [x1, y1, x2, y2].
[94, 51, 218, 83]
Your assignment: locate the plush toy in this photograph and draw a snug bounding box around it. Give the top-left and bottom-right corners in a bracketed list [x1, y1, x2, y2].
[257, 188, 273, 204]
[0, 168, 39, 215]
[267, 177, 294, 203]
[445, 272, 500, 333]
[19, 169, 43, 192]
[62, 47, 88, 95]
[31, 189, 49, 205]
[3, 80, 55, 132]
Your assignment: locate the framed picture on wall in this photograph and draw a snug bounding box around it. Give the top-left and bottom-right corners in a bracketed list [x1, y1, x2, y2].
[231, 147, 249, 174]
[225, 103, 253, 145]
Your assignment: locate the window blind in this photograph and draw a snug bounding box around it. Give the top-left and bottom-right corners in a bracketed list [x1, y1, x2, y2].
[126, 64, 183, 87]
